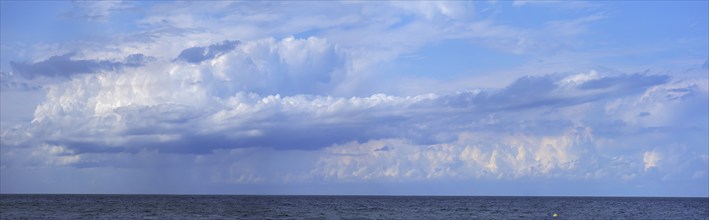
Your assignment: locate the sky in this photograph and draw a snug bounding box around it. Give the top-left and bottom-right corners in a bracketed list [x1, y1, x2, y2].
[0, 1, 707, 196]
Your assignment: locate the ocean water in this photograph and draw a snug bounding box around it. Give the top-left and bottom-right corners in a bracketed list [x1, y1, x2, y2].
[1, 194, 707, 219]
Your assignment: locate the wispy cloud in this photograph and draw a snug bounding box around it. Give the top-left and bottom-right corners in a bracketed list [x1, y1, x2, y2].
[61, 1, 135, 22]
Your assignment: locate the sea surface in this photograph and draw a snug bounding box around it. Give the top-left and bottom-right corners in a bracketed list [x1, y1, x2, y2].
[1, 194, 707, 219]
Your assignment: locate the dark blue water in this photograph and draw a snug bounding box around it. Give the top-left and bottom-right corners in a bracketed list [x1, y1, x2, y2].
[1, 194, 707, 219]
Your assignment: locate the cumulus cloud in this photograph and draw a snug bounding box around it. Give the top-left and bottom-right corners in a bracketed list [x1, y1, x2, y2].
[315, 126, 592, 181]
[2, 41, 686, 163]
[2, 32, 705, 187]
[212, 36, 347, 95]
[643, 151, 661, 171]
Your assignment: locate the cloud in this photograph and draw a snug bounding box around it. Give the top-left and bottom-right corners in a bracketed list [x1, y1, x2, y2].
[1, 2, 707, 195]
[461, 73, 670, 112]
[389, 1, 475, 21]
[314, 126, 594, 181]
[205, 37, 348, 96]
[175, 40, 240, 64]
[62, 1, 134, 22]
[10, 53, 154, 79]
[0, 71, 42, 91]
[579, 73, 670, 91]
[3, 49, 683, 159]
[3, 35, 704, 186]
[644, 151, 661, 171]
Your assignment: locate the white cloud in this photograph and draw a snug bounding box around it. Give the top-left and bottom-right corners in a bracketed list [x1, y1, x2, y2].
[560, 70, 601, 86]
[390, 1, 474, 21]
[314, 125, 594, 181]
[643, 151, 661, 171]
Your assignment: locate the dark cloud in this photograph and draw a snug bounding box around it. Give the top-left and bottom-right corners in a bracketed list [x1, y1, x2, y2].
[123, 54, 154, 67]
[175, 40, 240, 64]
[46, 140, 131, 154]
[10, 53, 154, 79]
[51, 110, 397, 154]
[0, 71, 42, 91]
[374, 145, 392, 152]
[477, 74, 670, 111]
[483, 75, 563, 110]
[579, 73, 670, 92]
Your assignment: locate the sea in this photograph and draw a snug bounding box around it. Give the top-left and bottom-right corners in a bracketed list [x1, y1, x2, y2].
[1, 194, 707, 219]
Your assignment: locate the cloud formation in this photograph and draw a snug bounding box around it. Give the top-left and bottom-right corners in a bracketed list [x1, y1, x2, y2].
[1, 1, 707, 196]
[4, 35, 704, 186]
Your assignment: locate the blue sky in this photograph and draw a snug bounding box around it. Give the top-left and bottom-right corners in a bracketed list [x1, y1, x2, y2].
[1, 1, 707, 196]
